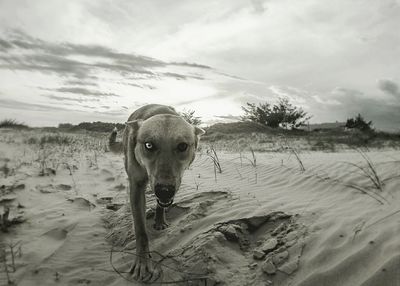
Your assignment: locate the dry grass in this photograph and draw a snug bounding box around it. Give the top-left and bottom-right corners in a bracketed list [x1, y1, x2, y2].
[0, 119, 29, 129]
[343, 149, 391, 205]
[201, 122, 400, 152]
[347, 149, 383, 191]
[206, 145, 222, 182]
[0, 241, 22, 285]
[290, 148, 306, 172]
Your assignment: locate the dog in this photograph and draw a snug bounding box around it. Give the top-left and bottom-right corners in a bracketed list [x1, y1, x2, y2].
[109, 104, 205, 282]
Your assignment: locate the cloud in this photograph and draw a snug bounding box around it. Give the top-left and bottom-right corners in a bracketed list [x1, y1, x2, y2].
[42, 94, 100, 102]
[269, 86, 309, 104]
[0, 98, 70, 112]
[163, 72, 204, 80]
[1, 2, 399, 131]
[0, 37, 12, 51]
[54, 87, 119, 97]
[251, 0, 267, 14]
[170, 62, 212, 69]
[6, 30, 164, 66]
[378, 79, 400, 98]
[330, 87, 364, 102]
[325, 87, 400, 130]
[64, 80, 98, 86]
[239, 84, 400, 131]
[0, 53, 92, 78]
[175, 91, 241, 106]
[214, 114, 241, 120]
[0, 30, 209, 83]
[38, 86, 119, 97]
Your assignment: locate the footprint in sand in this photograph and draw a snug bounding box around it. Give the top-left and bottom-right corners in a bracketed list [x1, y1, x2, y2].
[100, 168, 116, 182]
[1, 182, 25, 194]
[157, 212, 307, 284]
[42, 228, 69, 240]
[149, 191, 233, 226]
[67, 197, 96, 210]
[1, 182, 26, 230]
[105, 203, 305, 285]
[56, 184, 72, 191]
[29, 223, 80, 267]
[42, 223, 78, 240]
[111, 183, 125, 191]
[103, 191, 233, 247]
[35, 184, 72, 194]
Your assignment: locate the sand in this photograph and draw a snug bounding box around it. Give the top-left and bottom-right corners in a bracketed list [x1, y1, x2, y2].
[1, 129, 399, 286]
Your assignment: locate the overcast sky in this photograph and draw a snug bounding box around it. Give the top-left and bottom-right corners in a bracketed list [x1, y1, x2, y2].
[0, 0, 399, 130]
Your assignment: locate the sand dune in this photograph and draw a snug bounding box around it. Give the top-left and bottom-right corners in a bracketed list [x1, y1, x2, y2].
[1, 130, 399, 285]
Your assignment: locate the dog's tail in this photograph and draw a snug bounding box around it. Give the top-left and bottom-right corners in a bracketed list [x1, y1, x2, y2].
[108, 127, 123, 153]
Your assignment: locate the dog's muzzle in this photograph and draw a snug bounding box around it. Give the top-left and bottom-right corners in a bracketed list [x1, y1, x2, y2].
[154, 184, 175, 208]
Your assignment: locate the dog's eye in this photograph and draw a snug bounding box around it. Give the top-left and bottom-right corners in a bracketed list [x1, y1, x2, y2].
[177, 142, 188, 152]
[144, 142, 155, 151]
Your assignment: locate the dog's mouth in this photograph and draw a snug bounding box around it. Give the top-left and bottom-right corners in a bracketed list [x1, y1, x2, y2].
[156, 198, 173, 208]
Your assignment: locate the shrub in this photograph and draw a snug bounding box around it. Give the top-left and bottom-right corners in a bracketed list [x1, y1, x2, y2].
[205, 121, 270, 135]
[241, 97, 311, 128]
[0, 119, 29, 129]
[58, 122, 125, 132]
[180, 109, 202, 126]
[25, 134, 74, 145]
[345, 114, 373, 132]
[58, 123, 74, 129]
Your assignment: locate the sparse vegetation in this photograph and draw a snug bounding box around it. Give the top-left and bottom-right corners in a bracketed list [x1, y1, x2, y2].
[1, 116, 400, 285]
[0, 241, 22, 285]
[0, 119, 29, 129]
[180, 109, 202, 126]
[207, 146, 222, 182]
[290, 148, 306, 172]
[25, 134, 75, 145]
[58, 121, 125, 132]
[201, 121, 400, 152]
[241, 97, 311, 129]
[345, 114, 373, 132]
[344, 149, 388, 204]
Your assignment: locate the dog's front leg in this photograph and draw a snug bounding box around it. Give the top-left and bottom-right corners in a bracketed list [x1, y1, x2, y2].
[154, 205, 169, 230]
[129, 177, 160, 282]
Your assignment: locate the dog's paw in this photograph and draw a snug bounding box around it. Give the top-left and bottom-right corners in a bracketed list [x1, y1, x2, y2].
[130, 255, 161, 282]
[153, 221, 169, 230]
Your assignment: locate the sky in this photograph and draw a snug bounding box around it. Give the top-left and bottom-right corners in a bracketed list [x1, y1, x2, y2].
[0, 0, 399, 131]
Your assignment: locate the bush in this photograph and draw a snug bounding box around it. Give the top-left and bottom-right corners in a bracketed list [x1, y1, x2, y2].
[58, 123, 74, 129]
[241, 97, 310, 128]
[0, 119, 29, 129]
[58, 122, 125, 132]
[180, 109, 202, 126]
[345, 114, 373, 132]
[25, 134, 75, 145]
[205, 121, 270, 134]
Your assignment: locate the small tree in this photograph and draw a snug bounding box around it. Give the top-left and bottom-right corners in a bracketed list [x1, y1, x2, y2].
[345, 114, 373, 132]
[180, 109, 202, 126]
[241, 97, 310, 128]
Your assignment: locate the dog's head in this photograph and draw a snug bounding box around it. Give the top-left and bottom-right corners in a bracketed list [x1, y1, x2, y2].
[127, 114, 205, 208]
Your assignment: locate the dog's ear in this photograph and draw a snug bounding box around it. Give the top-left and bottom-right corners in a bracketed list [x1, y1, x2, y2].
[194, 126, 205, 136]
[125, 119, 143, 137]
[125, 120, 143, 133]
[193, 126, 205, 150]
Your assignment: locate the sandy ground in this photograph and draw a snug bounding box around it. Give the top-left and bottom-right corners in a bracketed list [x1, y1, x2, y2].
[1, 129, 400, 286]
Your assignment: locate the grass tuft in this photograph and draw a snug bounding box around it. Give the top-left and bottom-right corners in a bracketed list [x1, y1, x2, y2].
[0, 119, 29, 129]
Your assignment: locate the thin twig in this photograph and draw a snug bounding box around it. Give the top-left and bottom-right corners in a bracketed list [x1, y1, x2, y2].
[365, 209, 400, 230]
[108, 246, 209, 284]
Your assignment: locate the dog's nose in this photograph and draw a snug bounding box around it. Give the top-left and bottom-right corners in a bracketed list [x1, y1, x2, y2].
[154, 184, 175, 202]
